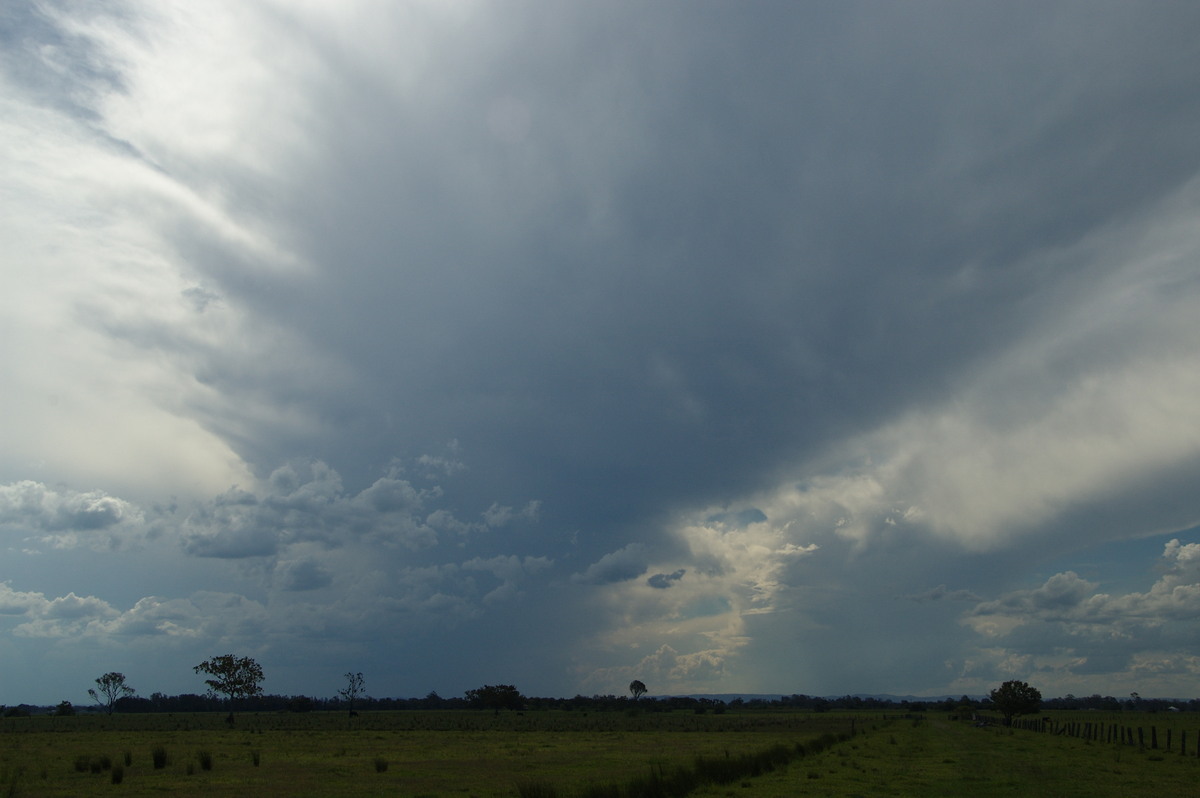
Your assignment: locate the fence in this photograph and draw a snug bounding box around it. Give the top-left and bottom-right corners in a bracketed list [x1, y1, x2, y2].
[988, 714, 1200, 756]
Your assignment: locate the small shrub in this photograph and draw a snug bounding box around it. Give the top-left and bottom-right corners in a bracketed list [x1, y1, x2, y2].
[197, 750, 213, 771]
[151, 746, 168, 770]
[111, 765, 124, 784]
[186, 763, 194, 776]
[373, 757, 389, 773]
[123, 750, 132, 767]
[73, 756, 90, 773]
[251, 750, 261, 766]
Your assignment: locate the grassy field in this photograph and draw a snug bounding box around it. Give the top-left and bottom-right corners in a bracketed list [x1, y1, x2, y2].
[1, 710, 1198, 796]
[693, 713, 1200, 798]
[0, 709, 853, 797]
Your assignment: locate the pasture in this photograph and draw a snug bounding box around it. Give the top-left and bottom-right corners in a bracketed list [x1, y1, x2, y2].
[0, 709, 851, 797]
[694, 712, 1200, 798]
[1, 709, 1198, 796]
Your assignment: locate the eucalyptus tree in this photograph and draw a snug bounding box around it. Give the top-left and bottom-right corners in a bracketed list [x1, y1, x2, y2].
[89, 672, 135, 715]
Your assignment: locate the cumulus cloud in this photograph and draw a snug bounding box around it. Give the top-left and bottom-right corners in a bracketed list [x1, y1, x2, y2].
[0, 481, 139, 531]
[0, 582, 118, 637]
[180, 459, 514, 557]
[0, 481, 144, 551]
[955, 540, 1200, 694]
[966, 542, 1200, 636]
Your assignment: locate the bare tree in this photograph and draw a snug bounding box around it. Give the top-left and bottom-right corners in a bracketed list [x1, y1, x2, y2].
[89, 672, 135, 715]
[339, 671, 366, 716]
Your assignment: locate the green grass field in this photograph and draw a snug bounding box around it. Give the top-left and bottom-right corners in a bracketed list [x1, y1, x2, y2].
[1, 710, 1198, 796]
[693, 713, 1200, 798]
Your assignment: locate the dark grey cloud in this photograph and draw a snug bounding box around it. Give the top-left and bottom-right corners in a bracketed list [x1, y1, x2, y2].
[277, 559, 333, 592]
[906, 585, 981, 603]
[647, 569, 686, 590]
[572, 544, 649, 585]
[169, 0, 1200, 560]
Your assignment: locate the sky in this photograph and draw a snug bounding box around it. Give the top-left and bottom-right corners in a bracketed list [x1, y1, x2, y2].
[3, 1, 1200, 707]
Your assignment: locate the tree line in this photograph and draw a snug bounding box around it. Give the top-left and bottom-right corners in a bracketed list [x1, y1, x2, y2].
[9, 661, 1198, 719]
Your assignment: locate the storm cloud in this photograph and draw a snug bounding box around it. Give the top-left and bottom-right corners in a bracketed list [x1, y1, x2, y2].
[3, 0, 1200, 703]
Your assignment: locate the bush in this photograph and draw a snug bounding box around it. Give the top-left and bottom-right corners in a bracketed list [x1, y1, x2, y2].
[197, 750, 213, 771]
[251, 749, 261, 767]
[151, 746, 168, 770]
[111, 765, 124, 784]
[373, 757, 388, 773]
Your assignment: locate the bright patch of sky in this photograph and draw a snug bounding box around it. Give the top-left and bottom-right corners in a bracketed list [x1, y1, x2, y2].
[3, 0, 1200, 705]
